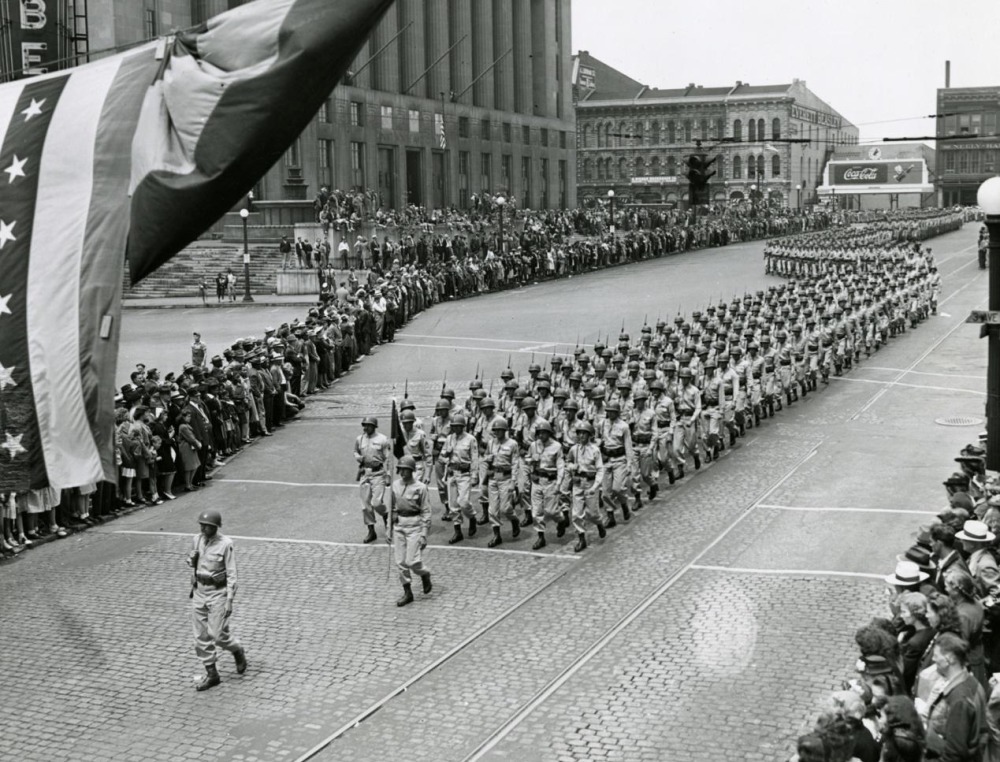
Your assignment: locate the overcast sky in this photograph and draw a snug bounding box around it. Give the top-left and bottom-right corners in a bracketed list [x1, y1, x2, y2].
[572, 0, 1000, 145]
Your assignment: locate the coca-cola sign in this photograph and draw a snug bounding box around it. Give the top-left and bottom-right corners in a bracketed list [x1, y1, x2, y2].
[831, 163, 889, 185]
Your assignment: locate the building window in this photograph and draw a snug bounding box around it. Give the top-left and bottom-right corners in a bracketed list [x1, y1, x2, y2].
[733, 119, 742, 142]
[350, 102, 363, 127]
[581, 123, 591, 148]
[503, 122, 512, 142]
[615, 156, 625, 179]
[757, 119, 765, 140]
[944, 152, 955, 173]
[521, 156, 531, 207]
[748, 119, 756, 142]
[666, 156, 676, 176]
[634, 157, 645, 177]
[409, 109, 420, 133]
[458, 116, 470, 138]
[700, 119, 709, 140]
[523, 125, 531, 144]
[560, 130, 567, 149]
[583, 157, 593, 181]
[715, 117, 725, 139]
[957, 151, 969, 173]
[318, 139, 333, 187]
[683, 121, 692, 143]
[381, 105, 393, 130]
[501, 154, 512, 190]
[350, 141, 365, 188]
[318, 101, 329, 123]
[666, 121, 675, 144]
[458, 151, 470, 207]
[772, 118, 781, 140]
[633, 122, 643, 145]
[733, 155, 742, 179]
[651, 121, 661, 145]
[481, 152, 492, 193]
[985, 113, 998, 136]
[771, 154, 781, 177]
[284, 138, 301, 167]
[144, 8, 157, 38]
[541, 128, 549, 147]
[481, 119, 491, 140]
[559, 159, 567, 208]
[756, 154, 765, 180]
[540, 157, 549, 206]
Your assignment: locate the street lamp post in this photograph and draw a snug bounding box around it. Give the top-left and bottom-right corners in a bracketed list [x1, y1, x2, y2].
[978, 177, 1000, 471]
[495, 194, 506, 254]
[607, 189, 616, 235]
[749, 183, 757, 214]
[796, 183, 802, 210]
[239, 207, 254, 303]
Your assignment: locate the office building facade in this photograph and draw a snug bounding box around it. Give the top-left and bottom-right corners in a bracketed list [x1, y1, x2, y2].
[935, 85, 1000, 206]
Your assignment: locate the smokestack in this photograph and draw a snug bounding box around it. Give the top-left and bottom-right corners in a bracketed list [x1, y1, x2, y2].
[945, 60, 951, 88]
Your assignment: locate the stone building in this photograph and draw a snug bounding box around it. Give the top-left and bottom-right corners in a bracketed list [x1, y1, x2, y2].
[934, 85, 1000, 206]
[573, 51, 858, 210]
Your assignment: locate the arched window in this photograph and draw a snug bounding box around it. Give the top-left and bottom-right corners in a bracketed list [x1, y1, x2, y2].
[715, 117, 725, 139]
[700, 119, 709, 140]
[666, 155, 676, 176]
[748, 119, 756, 142]
[634, 121, 644, 145]
[771, 154, 781, 177]
[651, 156, 661, 177]
[667, 121, 676, 144]
[733, 119, 742, 141]
[716, 156, 725, 179]
[683, 120, 692, 142]
[583, 158, 593, 180]
[650, 121, 660, 146]
[757, 119, 765, 141]
[634, 157, 645, 177]
[596, 124, 604, 148]
[618, 156, 627, 178]
[772, 118, 781, 140]
[757, 154, 765, 180]
[617, 121, 626, 147]
[595, 158, 603, 180]
[733, 155, 742, 179]
[581, 123, 592, 148]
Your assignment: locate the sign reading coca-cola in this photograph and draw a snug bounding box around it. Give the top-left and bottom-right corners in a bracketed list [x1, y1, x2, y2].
[831, 163, 889, 185]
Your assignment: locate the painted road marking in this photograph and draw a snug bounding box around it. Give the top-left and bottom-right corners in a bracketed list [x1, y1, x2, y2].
[757, 504, 939, 516]
[393, 342, 544, 355]
[110, 530, 581, 561]
[856, 367, 986, 380]
[215, 478, 357, 488]
[690, 564, 885, 580]
[833, 376, 985, 395]
[396, 333, 560, 345]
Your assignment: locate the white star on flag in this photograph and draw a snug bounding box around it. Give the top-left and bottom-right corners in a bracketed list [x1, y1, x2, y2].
[21, 98, 45, 121]
[0, 293, 10, 317]
[0, 361, 16, 391]
[0, 219, 16, 249]
[1, 431, 26, 459]
[4, 155, 26, 183]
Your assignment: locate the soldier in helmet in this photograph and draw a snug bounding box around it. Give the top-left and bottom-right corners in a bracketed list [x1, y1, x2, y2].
[527, 419, 567, 549]
[674, 366, 703, 471]
[565, 421, 607, 552]
[598, 400, 633, 527]
[429, 399, 453, 512]
[354, 416, 391, 543]
[484, 417, 521, 546]
[391, 456, 432, 607]
[629, 389, 659, 501]
[400, 409, 431, 484]
[440, 414, 479, 543]
[187, 510, 246, 691]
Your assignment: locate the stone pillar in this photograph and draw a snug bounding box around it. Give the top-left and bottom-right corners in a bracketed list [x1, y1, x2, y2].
[531, 0, 556, 118]
[449, 0, 473, 100]
[492, 0, 514, 113]
[471, 0, 494, 110]
[512, 0, 532, 115]
[556, 0, 572, 121]
[371, 8, 400, 93]
[398, 1, 426, 97]
[424, 0, 451, 100]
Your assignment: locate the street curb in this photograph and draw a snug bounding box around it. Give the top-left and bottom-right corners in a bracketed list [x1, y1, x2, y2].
[121, 299, 318, 310]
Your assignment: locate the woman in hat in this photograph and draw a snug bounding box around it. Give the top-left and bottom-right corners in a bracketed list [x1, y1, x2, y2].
[176, 410, 203, 492]
[945, 568, 989, 688]
[897, 592, 934, 694]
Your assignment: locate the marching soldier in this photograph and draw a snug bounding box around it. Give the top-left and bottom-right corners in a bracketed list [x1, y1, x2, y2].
[391, 456, 432, 607]
[429, 398, 452, 511]
[484, 418, 522, 546]
[354, 416, 390, 543]
[527, 420, 567, 549]
[440, 414, 480, 544]
[629, 389, 659, 501]
[599, 401, 633, 527]
[566, 421, 607, 552]
[400, 409, 432, 483]
[187, 510, 246, 691]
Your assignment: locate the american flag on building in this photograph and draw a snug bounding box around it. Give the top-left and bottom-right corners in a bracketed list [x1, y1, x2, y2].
[0, 0, 392, 492]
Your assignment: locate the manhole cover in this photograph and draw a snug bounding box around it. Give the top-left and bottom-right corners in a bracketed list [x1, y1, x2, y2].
[935, 416, 984, 427]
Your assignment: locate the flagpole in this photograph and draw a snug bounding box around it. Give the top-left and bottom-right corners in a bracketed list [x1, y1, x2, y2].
[388, 398, 397, 580]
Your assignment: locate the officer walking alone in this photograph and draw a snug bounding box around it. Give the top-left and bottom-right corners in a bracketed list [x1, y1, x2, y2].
[355, 416, 391, 543]
[391, 456, 433, 606]
[187, 510, 246, 691]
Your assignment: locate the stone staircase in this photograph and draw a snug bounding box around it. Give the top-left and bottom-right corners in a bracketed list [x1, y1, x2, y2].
[124, 241, 283, 299]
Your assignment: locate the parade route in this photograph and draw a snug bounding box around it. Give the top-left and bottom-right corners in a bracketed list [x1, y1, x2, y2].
[0, 225, 989, 761]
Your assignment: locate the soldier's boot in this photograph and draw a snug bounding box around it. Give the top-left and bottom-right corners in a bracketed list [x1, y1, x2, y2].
[468, 516, 478, 538]
[488, 525, 503, 548]
[649, 483, 658, 501]
[362, 525, 377, 544]
[520, 511, 534, 529]
[693, 451, 701, 470]
[621, 501, 631, 521]
[556, 511, 571, 538]
[478, 500, 489, 525]
[786, 390, 794, 406]
[605, 510, 617, 529]
[574, 533, 587, 553]
[510, 515, 521, 539]
[233, 646, 248, 675]
[729, 427, 738, 447]
[768, 400, 776, 417]
[597, 522, 607, 539]
[396, 583, 414, 607]
[196, 664, 221, 692]
[834, 364, 842, 377]
[420, 572, 433, 595]
[448, 525, 464, 544]
[666, 467, 676, 485]
[632, 491, 643, 511]
[532, 531, 547, 550]
[676, 464, 685, 480]
[705, 435, 717, 461]
[775, 396, 783, 412]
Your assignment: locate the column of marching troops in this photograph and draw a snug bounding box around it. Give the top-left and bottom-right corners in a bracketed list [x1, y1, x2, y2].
[354, 216, 956, 606]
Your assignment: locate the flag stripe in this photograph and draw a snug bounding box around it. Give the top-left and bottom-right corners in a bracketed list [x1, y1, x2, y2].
[0, 75, 70, 490]
[79, 49, 163, 483]
[27, 59, 124, 489]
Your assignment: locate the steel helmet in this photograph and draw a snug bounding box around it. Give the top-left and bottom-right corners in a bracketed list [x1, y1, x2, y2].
[434, 399, 451, 413]
[521, 396, 538, 409]
[362, 416, 378, 427]
[535, 420, 554, 435]
[590, 385, 606, 400]
[441, 387, 456, 401]
[500, 368, 515, 381]
[400, 410, 417, 424]
[468, 379, 483, 391]
[634, 389, 649, 401]
[605, 401, 622, 414]
[450, 414, 467, 428]
[491, 418, 509, 431]
[528, 363, 542, 373]
[563, 398, 580, 411]
[678, 367, 693, 379]
[397, 455, 417, 471]
[198, 510, 222, 528]
[575, 420, 595, 435]
[513, 388, 528, 400]
[480, 397, 497, 409]
[473, 388, 487, 400]
[649, 379, 665, 392]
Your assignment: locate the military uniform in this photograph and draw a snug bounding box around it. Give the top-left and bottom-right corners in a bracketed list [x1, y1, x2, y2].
[354, 421, 391, 541]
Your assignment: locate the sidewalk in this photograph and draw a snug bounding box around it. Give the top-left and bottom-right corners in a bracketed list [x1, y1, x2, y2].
[122, 294, 320, 309]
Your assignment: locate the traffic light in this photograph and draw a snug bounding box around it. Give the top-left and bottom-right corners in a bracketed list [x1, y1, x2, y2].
[686, 153, 717, 206]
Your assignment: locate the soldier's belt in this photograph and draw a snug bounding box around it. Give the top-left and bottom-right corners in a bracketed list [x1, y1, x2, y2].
[633, 434, 652, 444]
[491, 466, 513, 475]
[396, 509, 422, 518]
[195, 573, 227, 588]
[448, 463, 471, 473]
[534, 468, 558, 479]
[601, 446, 626, 458]
[410, 455, 424, 461]
[362, 465, 385, 475]
[677, 407, 694, 415]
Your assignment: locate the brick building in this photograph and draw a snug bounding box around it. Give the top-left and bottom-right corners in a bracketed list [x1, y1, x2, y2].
[935, 85, 1000, 206]
[573, 52, 858, 210]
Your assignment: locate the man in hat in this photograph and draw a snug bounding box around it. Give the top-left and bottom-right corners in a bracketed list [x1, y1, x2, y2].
[391, 456, 432, 607]
[930, 523, 970, 593]
[956, 520, 1000, 598]
[187, 510, 246, 691]
[191, 332, 207, 368]
[354, 416, 390, 544]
